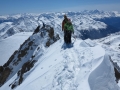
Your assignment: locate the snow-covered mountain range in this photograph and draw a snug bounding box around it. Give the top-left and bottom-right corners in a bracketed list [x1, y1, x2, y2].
[0, 10, 120, 90]
[0, 10, 120, 39]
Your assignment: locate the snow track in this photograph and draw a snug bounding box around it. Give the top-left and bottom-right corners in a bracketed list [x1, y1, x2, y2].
[1, 39, 119, 90]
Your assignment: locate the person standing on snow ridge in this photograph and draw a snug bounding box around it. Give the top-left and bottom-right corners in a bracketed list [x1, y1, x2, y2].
[62, 14, 74, 44]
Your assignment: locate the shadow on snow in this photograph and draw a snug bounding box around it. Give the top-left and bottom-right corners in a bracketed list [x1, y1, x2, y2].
[61, 43, 74, 50]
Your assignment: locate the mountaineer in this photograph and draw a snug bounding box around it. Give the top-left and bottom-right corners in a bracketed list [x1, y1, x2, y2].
[62, 14, 74, 44]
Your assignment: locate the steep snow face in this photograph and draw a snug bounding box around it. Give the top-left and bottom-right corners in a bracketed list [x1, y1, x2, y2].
[88, 55, 118, 90]
[94, 32, 120, 66]
[0, 10, 120, 39]
[0, 32, 32, 65]
[94, 32, 120, 87]
[0, 25, 60, 88]
[1, 39, 119, 90]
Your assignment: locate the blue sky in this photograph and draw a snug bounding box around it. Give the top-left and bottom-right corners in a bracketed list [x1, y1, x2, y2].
[0, 0, 120, 15]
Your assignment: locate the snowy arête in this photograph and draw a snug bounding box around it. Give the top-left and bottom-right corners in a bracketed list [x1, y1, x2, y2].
[0, 10, 120, 90]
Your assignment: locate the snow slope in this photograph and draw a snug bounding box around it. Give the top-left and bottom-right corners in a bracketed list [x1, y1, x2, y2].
[0, 32, 32, 65]
[1, 38, 119, 90]
[94, 32, 120, 87]
[94, 32, 120, 66]
[0, 10, 120, 90]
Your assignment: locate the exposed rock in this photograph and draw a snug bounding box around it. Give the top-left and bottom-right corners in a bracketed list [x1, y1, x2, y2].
[13, 41, 33, 66]
[45, 26, 60, 47]
[33, 25, 40, 35]
[19, 60, 36, 84]
[48, 27, 54, 39]
[114, 67, 120, 83]
[46, 39, 51, 47]
[11, 84, 16, 89]
[0, 67, 11, 86]
[19, 38, 30, 50]
[0, 66, 4, 73]
[109, 56, 120, 83]
[28, 41, 33, 46]
[10, 60, 36, 89]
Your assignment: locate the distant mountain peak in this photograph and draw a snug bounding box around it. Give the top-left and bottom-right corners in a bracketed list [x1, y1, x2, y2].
[0, 10, 120, 40]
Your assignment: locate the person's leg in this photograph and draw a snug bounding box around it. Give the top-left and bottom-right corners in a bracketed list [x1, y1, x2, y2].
[64, 30, 67, 43]
[69, 31, 72, 43]
[66, 31, 69, 44]
[68, 31, 72, 43]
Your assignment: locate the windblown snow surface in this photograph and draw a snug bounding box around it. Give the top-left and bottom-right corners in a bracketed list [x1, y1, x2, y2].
[94, 32, 120, 87]
[1, 38, 119, 90]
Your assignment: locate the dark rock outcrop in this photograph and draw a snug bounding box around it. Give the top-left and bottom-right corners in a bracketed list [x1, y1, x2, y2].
[109, 56, 120, 83]
[9, 60, 36, 89]
[18, 60, 36, 85]
[0, 66, 4, 73]
[33, 25, 40, 35]
[114, 67, 120, 83]
[0, 67, 11, 86]
[45, 27, 60, 47]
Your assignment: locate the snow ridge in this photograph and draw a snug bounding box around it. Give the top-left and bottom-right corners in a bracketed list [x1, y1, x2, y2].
[10, 39, 119, 90]
[0, 32, 119, 90]
[0, 10, 120, 90]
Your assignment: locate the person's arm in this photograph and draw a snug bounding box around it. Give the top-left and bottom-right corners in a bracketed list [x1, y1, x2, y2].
[72, 25, 74, 34]
[62, 20, 64, 31]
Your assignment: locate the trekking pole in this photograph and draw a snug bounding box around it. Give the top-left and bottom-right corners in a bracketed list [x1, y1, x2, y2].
[72, 34, 76, 43]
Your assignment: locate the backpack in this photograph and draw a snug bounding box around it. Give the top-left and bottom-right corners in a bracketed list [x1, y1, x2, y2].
[64, 19, 74, 31]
